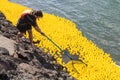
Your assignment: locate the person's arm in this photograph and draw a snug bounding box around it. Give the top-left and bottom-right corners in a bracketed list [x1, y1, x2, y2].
[26, 14, 45, 36]
[34, 25, 45, 36]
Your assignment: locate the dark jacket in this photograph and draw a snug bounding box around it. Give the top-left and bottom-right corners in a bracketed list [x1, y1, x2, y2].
[17, 13, 37, 33]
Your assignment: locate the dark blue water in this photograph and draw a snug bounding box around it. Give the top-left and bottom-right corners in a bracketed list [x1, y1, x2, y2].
[10, 0, 120, 65]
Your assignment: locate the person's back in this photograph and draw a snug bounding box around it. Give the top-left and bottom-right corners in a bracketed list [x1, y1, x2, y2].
[22, 9, 33, 14]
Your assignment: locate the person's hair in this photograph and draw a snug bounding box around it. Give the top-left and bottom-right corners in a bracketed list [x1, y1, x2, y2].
[33, 10, 43, 17]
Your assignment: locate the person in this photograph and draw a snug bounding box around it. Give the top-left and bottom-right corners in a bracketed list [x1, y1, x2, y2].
[16, 9, 45, 50]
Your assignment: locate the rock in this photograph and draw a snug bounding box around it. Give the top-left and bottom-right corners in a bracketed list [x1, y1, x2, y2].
[0, 11, 6, 19]
[0, 35, 16, 56]
[0, 60, 16, 71]
[0, 74, 10, 80]
[0, 47, 9, 55]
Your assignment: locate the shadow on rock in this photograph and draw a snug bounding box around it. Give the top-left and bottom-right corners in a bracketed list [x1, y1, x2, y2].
[0, 74, 10, 80]
[34, 51, 55, 70]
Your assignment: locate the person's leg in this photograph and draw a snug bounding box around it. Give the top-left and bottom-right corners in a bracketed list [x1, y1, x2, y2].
[17, 32, 24, 43]
[28, 29, 36, 51]
[28, 29, 33, 46]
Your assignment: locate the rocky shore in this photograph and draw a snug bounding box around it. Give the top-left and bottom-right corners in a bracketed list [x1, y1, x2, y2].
[0, 11, 75, 80]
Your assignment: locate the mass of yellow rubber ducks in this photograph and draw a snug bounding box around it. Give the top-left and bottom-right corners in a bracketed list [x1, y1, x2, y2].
[1, 0, 120, 80]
